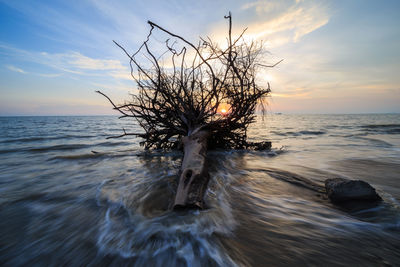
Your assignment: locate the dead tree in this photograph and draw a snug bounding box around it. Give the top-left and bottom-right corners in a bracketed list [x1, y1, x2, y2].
[97, 13, 278, 209]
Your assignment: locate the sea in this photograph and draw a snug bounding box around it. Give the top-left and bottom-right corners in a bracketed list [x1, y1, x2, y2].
[0, 114, 399, 266]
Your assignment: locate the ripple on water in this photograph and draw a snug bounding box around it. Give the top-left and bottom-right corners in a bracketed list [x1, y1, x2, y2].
[1, 115, 400, 266]
[94, 158, 239, 266]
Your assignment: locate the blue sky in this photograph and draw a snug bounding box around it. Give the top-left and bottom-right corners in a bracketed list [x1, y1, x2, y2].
[1, 0, 399, 115]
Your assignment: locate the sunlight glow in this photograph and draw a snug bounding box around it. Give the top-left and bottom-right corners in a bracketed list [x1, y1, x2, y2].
[217, 103, 231, 116]
[265, 74, 273, 82]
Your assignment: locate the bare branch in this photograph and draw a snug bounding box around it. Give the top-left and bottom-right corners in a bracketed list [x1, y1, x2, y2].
[99, 12, 277, 150]
[258, 59, 284, 68]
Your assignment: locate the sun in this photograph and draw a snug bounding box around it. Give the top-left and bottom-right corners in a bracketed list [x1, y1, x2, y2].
[218, 103, 230, 116]
[264, 74, 273, 82]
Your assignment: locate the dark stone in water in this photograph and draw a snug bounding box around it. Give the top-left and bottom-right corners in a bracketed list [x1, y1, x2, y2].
[325, 178, 382, 203]
[255, 141, 272, 150]
[246, 141, 272, 151]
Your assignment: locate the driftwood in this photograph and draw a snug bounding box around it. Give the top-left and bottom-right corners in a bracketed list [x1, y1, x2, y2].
[174, 130, 210, 209]
[98, 13, 278, 209]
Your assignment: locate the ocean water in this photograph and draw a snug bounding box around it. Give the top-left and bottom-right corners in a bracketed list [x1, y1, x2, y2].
[0, 114, 399, 266]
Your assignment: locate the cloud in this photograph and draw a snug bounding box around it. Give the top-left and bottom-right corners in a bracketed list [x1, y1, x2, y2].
[66, 52, 125, 70]
[0, 43, 130, 79]
[40, 51, 128, 75]
[4, 60, 62, 77]
[36, 73, 63, 78]
[207, 0, 329, 48]
[108, 70, 133, 80]
[6, 65, 27, 74]
[241, 0, 329, 44]
[270, 92, 310, 98]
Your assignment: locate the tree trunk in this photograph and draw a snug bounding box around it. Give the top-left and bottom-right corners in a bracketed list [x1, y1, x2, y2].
[173, 130, 210, 210]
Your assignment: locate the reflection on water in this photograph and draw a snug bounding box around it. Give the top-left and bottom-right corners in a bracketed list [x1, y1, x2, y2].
[0, 114, 399, 266]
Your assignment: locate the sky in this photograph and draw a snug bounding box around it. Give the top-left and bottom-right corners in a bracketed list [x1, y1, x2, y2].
[0, 0, 399, 115]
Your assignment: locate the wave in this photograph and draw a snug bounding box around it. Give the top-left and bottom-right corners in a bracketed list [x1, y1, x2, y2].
[247, 167, 325, 193]
[361, 124, 400, 129]
[50, 152, 107, 160]
[94, 158, 239, 266]
[271, 130, 326, 136]
[0, 141, 134, 155]
[49, 151, 138, 161]
[0, 144, 90, 154]
[96, 141, 132, 147]
[360, 124, 400, 134]
[355, 137, 393, 147]
[299, 130, 326, 135]
[28, 144, 91, 152]
[96, 206, 237, 266]
[0, 134, 98, 144]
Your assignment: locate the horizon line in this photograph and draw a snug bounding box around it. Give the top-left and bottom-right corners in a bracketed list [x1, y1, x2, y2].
[1, 112, 399, 117]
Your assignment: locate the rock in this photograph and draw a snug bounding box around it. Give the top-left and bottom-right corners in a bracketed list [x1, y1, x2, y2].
[325, 178, 382, 203]
[246, 141, 272, 151]
[255, 141, 272, 151]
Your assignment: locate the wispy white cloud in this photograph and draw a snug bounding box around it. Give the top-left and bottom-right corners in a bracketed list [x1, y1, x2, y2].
[36, 73, 63, 78]
[39, 51, 128, 74]
[210, 0, 329, 48]
[65, 52, 125, 70]
[4, 60, 62, 77]
[108, 70, 133, 80]
[0, 43, 130, 79]
[90, 81, 133, 92]
[246, 1, 329, 43]
[6, 65, 27, 74]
